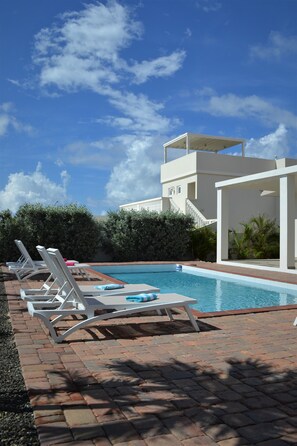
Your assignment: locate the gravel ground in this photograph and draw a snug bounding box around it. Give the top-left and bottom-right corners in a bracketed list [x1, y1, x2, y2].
[0, 271, 39, 446]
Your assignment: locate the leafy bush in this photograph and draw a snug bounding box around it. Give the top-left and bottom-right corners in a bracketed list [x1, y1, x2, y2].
[230, 214, 279, 260]
[0, 210, 22, 261]
[0, 203, 101, 262]
[101, 209, 194, 261]
[191, 226, 217, 261]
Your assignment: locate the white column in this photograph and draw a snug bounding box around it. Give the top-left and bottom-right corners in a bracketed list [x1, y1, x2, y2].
[241, 142, 245, 157]
[164, 146, 167, 163]
[186, 133, 189, 155]
[279, 175, 295, 270]
[217, 187, 229, 262]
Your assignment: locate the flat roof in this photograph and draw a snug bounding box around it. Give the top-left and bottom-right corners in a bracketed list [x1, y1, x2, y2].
[215, 164, 297, 195]
[163, 132, 245, 152]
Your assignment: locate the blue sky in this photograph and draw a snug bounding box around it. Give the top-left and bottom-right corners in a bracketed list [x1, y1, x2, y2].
[0, 0, 296, 215]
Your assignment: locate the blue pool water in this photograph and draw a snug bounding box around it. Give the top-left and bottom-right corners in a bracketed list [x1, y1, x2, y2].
[92, 265, 297, 312]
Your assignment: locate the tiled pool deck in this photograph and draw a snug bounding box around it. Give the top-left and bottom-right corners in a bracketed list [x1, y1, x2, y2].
[2, 261, 297, 446]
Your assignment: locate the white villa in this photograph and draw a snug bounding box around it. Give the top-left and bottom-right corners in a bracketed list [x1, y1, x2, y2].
[120, 133, 297, 272]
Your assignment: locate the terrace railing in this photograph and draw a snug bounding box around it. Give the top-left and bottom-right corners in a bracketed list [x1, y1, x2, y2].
[186, 199, 217, 228]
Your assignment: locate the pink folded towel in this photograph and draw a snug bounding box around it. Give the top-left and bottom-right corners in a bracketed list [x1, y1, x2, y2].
[66, 261, 76, 266]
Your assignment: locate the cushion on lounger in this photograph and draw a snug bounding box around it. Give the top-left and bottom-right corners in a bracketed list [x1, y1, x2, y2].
[126, 293, 158, 302]
[95, 283, 125, 290]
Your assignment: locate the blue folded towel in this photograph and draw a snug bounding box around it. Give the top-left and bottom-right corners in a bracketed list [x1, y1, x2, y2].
[95, 283, 125, 290]
[126, 293, 158, 303]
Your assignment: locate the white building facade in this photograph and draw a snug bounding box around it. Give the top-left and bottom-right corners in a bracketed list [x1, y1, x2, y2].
[120, 133, 297, 232]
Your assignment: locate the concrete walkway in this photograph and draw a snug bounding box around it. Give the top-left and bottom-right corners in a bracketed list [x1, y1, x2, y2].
[3, 262, 297, 446]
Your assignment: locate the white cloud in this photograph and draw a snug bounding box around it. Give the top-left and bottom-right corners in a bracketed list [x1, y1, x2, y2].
[130, 51, 186, 84]
[64, 137, 129, 169]
[250, 31, 297, 61]
[32, 1, 184, 134]
[0, 102, 14, 113]
[29, 1, 187, 208]
[0, 114, 11, 136]
[194, 89, 297, 129]
[185, 28, 192, 39]
[0, 163, 70, 213]
[105, 135, 163, 206]
[244, 124, 290, 159]
[33, 1, 142, 92]
[195, 0, 221, 13]
[106, 90, 178, 133]
[0, 102, 34, 136]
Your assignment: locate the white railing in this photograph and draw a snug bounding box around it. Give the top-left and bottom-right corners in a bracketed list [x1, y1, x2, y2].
[120, 197, 170, 213]
[186, 199, 217, 228]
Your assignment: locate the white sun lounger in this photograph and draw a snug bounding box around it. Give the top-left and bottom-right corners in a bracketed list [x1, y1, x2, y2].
[7, 240, 49, 281]
[9, 240, 91, 281]
[27, 248, 199, 343]
[6, 239, 45, 268]
[20, 246, 159, 301]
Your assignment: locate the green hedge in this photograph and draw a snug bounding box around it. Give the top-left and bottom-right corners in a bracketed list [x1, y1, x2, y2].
[0, 203, 101, 262]
[101, 209, 194, 261]
[191, 226, 217, 261]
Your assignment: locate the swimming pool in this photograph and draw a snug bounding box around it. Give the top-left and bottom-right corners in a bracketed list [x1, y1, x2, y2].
[92, 264, 297, 313]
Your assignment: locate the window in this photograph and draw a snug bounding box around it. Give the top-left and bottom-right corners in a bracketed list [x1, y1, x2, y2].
[177, 185, 182, 194]
[168, 187, 175, 196]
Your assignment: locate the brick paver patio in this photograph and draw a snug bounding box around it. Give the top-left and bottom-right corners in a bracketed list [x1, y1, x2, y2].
[2, 262, 297, 446]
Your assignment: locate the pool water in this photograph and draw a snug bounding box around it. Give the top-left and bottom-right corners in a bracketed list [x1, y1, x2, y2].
[92, 266, 297, 312]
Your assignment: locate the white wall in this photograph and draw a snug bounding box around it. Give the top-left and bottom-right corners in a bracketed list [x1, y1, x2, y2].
[162, 174, 197, 213]
[161, 151, 276, 185]
[161, 151, 278, 223]
[120, 149, 297, 234]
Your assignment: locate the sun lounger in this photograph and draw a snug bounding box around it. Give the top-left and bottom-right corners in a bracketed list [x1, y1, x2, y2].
[26, 248, 200, 343]
[8, 240, 91, 281]
[7, 240, 49, 281]
[6, 240, 46, 268]
[20, 246, 159, 301]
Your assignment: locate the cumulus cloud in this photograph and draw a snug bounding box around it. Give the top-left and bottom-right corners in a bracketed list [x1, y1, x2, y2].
[33, 1, 142, 92]
[29, 1, 187, 209]
[0, 102, 34, 136]
[194, 88, 297, 129]
[32, 1, 184, 134]
[32, 1, 184, 94]
[130, 51, 186, 84]
[0, 163, 70, 213]
[250, 31, 297, 61]
[105, 90, 178, 133]
[244, 124, 290, 159]
[105, 135, 163, 206]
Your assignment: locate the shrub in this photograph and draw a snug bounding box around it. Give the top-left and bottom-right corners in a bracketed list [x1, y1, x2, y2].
[230, 214, 279, 260]
[101, 209, 194, 261]
[190, 226, 217, 261]
[0, 203, 101, 262]
[0, 210, 23, 262]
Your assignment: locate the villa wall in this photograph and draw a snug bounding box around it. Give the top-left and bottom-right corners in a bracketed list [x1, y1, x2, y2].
[160, 151, 278, 227]
[120, 146, 297, 234]
[161, 151, 276, 186]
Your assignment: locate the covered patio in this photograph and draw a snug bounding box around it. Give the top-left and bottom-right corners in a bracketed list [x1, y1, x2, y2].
[216, 164, 297, 272]
[163, 132, 245, 163]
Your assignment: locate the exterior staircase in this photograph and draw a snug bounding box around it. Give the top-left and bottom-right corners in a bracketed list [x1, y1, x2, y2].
[186, 199, 217, 228]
